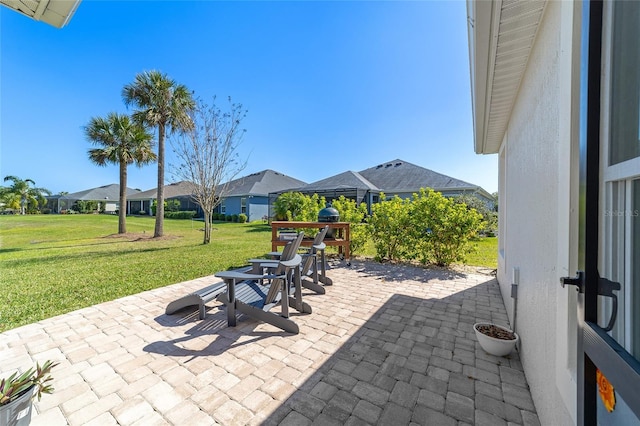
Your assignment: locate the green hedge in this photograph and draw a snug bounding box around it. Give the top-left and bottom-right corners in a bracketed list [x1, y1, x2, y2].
[165, 211, 197, 219]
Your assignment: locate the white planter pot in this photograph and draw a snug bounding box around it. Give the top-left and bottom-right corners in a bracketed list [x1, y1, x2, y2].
[474, 323, 519, 357]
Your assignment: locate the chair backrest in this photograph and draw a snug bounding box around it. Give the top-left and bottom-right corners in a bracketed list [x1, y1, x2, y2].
[280, 231, 304, 262]
[312, 225, 329, 249]
[300, 226, 329, 275]
[265, 232, 304, 304]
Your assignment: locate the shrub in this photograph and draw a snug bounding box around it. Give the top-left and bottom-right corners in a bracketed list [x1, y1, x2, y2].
[408, 188, 484, 266]
[41, 208, 52, 214]
[166, 199, 181, 212]
[164, 211, 196, 219]
[226, 215, 232, 222]
[273, 192, 325, 222]
[274, 192, 306, 221]
[368, 194, 412, 262]
[231, 214, 239, 223]
[453, 194, 496, 236]
[238, 214, 247, 223]
[74, 200, 99, 214]
[330, 196, 369, 255]
[368, 189, 484, 266]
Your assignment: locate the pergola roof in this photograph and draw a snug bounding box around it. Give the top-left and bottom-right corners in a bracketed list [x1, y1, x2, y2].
[0, 0, 81, 28]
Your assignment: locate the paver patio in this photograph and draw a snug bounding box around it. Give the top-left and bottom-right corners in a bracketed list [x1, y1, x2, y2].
[1, 260, 540, 425]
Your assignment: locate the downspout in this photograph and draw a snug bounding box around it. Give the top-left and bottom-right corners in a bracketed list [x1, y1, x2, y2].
[511, 267, 519, 348]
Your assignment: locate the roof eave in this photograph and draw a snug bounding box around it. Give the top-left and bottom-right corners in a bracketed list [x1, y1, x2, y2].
[467, 0, 547, 155]
[1, 0, 82, 28]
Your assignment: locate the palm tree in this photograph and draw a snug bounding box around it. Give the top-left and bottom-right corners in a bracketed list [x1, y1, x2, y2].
[2, 176, 50, 214]
[122, 71, 195, 237]
[85, 112, 156, 234]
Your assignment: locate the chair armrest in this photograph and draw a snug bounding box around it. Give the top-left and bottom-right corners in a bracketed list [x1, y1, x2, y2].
[215, 271, 284, 280]
[279, 254, 302, 268]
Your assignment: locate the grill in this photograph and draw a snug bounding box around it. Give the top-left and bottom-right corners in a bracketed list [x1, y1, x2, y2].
[318, 206, 340, 238]
[318, 206, 339, 222]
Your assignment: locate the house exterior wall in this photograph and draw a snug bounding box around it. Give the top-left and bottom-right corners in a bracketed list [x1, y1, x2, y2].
[497, 2, 577, 425]
[248, 197, 268, 222]
[217, 195, 268, 221]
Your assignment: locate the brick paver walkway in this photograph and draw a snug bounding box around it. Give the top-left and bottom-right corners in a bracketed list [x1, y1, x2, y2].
[1, 260, 540, 425]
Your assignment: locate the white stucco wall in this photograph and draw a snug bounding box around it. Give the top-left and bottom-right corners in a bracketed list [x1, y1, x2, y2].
[497, 1, 577, 425]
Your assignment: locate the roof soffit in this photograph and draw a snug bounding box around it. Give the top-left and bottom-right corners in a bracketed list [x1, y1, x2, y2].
[470, 0, 547, 154]
[0, 0, 81, 28]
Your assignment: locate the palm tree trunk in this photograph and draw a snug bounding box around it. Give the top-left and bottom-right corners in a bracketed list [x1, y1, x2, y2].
[154, 124, 166, 237]
[119, 161, 127, 234]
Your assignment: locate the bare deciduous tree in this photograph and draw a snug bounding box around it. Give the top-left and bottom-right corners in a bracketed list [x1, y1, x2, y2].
[171, 97, 248, 244]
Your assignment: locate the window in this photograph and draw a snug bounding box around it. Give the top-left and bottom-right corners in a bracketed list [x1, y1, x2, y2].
[241, 197, 247, 214]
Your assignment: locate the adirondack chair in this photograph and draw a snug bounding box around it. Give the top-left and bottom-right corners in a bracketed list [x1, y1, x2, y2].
[214, 232, 309, 334]
[261, 225, 333, 292]
[300, 225, 333, 289]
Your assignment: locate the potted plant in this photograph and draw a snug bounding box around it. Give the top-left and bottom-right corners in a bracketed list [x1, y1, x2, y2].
[474, 323, 519, 357]
[0, 360, 58, 426]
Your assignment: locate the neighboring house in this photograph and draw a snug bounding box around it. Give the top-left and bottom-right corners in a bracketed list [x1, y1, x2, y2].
[128, 181, 200, 216]
[217, 170, 306, 222]
[468, 1, 640, 425]
[358, 159, 493, 205]
[274, 170, 382, 211]
[129, 170, 305, 222]
[271, 159, 493, 214]
[47, 184, 141, 213]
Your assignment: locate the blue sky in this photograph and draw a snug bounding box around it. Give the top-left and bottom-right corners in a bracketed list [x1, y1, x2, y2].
[0, 1, 497, 195]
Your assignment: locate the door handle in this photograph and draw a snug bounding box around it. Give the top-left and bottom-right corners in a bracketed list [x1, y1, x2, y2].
[560, 271, 584, 293]
[598, 277, 621, 332]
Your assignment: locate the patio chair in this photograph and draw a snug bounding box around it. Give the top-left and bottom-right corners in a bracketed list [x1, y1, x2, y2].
[261, 225, 333, 292]
[215, 232, 309, 334]
[164, 263, 255, 320]
[165, 281, 227, 320]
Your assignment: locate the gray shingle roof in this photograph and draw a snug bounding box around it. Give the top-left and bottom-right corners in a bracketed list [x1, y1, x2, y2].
[60, 184, 140, 201]
[358, 159, 480, 193]
[224, 170, 306, 196]
[297, 171, 380, 192]
[129, 170, 306, 200]
[129, 181, 196, 200]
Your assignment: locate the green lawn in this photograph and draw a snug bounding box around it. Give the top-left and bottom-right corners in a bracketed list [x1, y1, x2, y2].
[465, 236, 498, 269]
[0, 215, 497, 332]
[0, 215, 273, 332]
